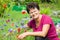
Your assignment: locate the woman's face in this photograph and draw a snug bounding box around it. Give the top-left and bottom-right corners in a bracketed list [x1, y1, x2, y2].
[29, 8, 40, 19]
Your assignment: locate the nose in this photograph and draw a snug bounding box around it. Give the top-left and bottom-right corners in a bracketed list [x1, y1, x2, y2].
[33, 14, 34, 17]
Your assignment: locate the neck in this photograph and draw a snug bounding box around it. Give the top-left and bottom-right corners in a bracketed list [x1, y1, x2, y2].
[35, 14, 42, 23]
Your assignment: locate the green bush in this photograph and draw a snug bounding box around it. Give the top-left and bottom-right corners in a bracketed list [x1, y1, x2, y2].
[40, 7, 51, 15]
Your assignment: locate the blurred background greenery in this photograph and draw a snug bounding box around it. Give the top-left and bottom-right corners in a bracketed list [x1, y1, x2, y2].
[0, 0, 60, 40]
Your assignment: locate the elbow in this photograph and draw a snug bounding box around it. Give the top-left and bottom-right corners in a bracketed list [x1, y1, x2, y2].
[42, 34, 46, 37]
[41, 33, 47, 37]
[37, 32, 47, 37]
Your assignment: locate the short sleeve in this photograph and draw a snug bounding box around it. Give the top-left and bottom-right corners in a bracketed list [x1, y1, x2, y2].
[27, 21, 32, 28]
[43, 16, 52, 25]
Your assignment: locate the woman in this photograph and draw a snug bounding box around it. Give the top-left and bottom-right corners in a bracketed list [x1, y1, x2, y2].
[18, 2, 60, 40]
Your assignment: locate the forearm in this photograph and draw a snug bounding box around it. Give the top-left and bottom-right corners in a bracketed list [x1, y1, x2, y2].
[28, 24, 50, 37]
[28, 31, 46, 37]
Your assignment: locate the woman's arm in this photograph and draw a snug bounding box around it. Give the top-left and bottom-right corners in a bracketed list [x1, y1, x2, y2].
[28, 24, 50, 37]
[18, 24, 50, 39]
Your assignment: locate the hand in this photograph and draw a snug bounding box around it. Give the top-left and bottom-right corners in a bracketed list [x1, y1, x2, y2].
[18, 32, 30, 40]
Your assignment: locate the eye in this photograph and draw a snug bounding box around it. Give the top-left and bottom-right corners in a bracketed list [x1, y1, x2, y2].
[31, 12, 33, 14]
[34, 11, 36, 12]
[36, 13, 37, 15]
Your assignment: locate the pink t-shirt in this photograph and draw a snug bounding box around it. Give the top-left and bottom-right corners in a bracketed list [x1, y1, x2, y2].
[28, 14, 60, 40]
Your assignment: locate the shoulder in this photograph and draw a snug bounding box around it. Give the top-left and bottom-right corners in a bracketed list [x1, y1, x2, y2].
[42, 14, 53, 25]
[42, 14, 52, 21]
[43, 14, 51, 19]
[29, 19, 35, 24]
[27, 19, 35, 27]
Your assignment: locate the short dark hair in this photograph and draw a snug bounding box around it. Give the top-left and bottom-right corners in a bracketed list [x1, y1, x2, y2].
[26, 2, 40, 14]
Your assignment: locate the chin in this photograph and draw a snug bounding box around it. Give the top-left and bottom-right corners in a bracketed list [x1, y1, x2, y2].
[34, 17, 38, 20]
